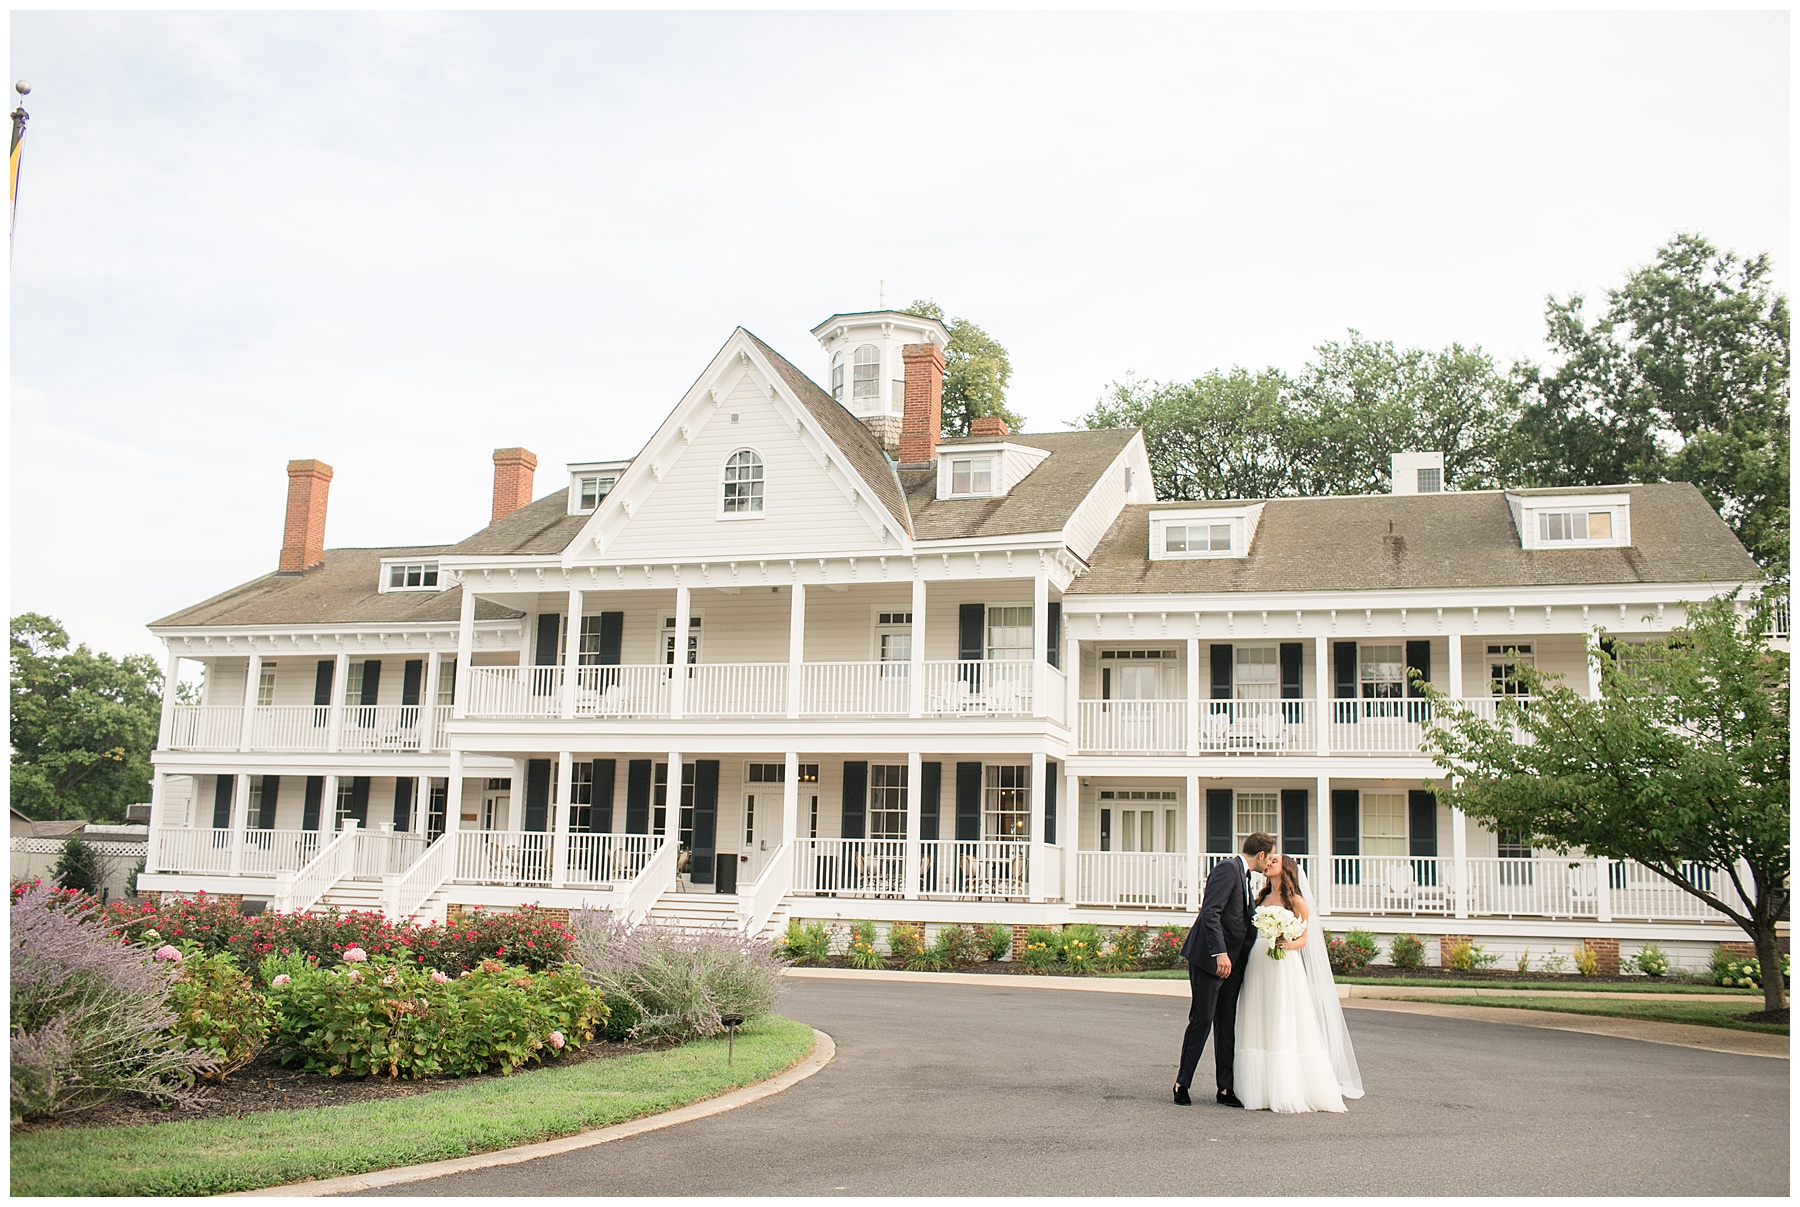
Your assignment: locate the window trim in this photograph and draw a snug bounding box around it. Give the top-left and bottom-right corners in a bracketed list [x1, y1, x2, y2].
[378, 559, 444, 593]
[718, 448, 767, 520]
[947, 455, 996, 498]
[1149, 505, 1262, 561]
[1514, 493, 1630, 550]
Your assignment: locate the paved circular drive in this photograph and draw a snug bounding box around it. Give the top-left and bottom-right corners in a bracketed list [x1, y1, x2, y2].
[350, 977, 1789, 1197]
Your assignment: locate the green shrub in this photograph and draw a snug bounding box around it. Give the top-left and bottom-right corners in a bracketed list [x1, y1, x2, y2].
[775, 919, 831, 965]
[1100, 926, 1147, 972]
[568, 914, 783, 1045]
[1515, 948, 1532, 974]
[413, 906, 574, 974]
[885, 922, 926, 963]
[1572, 944, 1600, 977]
[1710, 947, 1786, 989]
[1633, 943, 1670, 978]
[599, 991, 640, 1042]
[1389, 933, 1425, 970]
[1326, 930, 1377, 975]
[845, 920, 883, 970]
[1019, 928, 1059, 972]
[976, 923, 1012, 962]
[1060, 924, 1102, 974]
[254, 949, 321, 986]
[1538, 949, 1569, 974]
[904, 940, 948, 972]
[168, 950, 272, 1082]
[1444, 940, 1499, 973]
[1145, 926, 1186, 969]
[51, 837, 105, 897]
[933, 925, 977, 968]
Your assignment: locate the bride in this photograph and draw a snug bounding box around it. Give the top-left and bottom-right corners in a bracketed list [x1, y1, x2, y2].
[1235, 854, 1364, 1113]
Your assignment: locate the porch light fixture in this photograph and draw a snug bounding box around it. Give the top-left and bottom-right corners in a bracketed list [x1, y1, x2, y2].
[721, 1011, 745, 1064]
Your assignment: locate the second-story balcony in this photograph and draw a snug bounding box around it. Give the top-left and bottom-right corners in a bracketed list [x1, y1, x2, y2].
[165, 705, 453, 754]
[1076, 695, 1536, 757]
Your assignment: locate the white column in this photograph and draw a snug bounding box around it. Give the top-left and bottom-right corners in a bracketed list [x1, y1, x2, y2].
[239, 653, 263, 752]
[562, 589, 584, 719]
[327, 651, 349, 752]
[1185, 637, 1202, 757]
[157, 648, 180, 750]
[1065, 771, 1080, 847]
[444, 751, 465, 843]
[1314, 635, 1331, 756]
[787, 581, 806, 719]
[144, 771, 168, 874]
[1028, 751, 1047, 902]
[1595, 854, 1613, 923]
[1451, 801, 1469, 919]
[1065, 632, 1081, 736]
[670, 586, 691, 719]
[782, 751, 800, 850]
[510, 758, 527, 834]
[421, 652, 443, 754]
[1586, 628, 1604, 698]
[1032, 572, 1049, 718]
[664, 751, 683, 844]
[1315, 774, 1332, 915]
[519, 609, 537, 669]
[228, 773, 251, 874]
[1185, 773, 1202, 912]
[322, 774, 341, 838]
[903, 750, 922, 900]
[453, 586, 476, 720]
[909, 577, 927, 718]
[552, 750, 573, 889]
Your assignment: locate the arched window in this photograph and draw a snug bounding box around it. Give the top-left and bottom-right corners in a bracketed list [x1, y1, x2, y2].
[852, 344, 880, 400]
[722, 449, 764, 515]
[831, 353, 845, 402]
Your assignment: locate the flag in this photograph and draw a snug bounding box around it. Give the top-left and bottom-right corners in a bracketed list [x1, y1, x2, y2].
[10, 92, 27, 245]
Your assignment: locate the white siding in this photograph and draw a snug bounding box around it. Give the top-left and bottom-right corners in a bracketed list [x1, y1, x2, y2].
[1063, 441, 1141, 562]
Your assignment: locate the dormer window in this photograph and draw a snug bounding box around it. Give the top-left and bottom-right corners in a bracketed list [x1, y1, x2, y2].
[382, 560, 441, 591]
[577, 474, 616, 511]
[852, 344, 880, 401]
[1511, 492, 1630, 550]
[1538, 510, 1611, 542]
[722, 449, 765, 516]
[950, 457, 995, 497]
[1150, 505, 1262, 561]
[1165, 522, 1232, 555]
[567, 460, 631, 515]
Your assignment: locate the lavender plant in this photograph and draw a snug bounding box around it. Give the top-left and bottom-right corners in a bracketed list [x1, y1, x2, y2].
[567, 910, 785, 1044]
[10, 884, 215, 1121]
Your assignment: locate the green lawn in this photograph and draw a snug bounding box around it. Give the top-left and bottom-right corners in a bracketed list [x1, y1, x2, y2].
[11, 1015, 816, 1198]
[1102, 970, 1758, 995]
[1384, 994, 1788, 1035]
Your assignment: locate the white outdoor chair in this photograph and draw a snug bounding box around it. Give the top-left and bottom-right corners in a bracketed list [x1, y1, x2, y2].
[1381, 864, 1415, 911]
[1254, 711, 1287, 746]
[1199, 710, 1232, 745]
[1568, 865, 1598, 916]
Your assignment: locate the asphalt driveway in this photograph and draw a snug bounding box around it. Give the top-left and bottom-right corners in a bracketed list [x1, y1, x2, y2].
[350, 976, 1789, 1197]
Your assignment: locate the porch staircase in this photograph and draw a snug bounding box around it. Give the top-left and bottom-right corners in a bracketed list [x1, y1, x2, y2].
[307, 881, 452, 924]
[645, 889, 792, 940]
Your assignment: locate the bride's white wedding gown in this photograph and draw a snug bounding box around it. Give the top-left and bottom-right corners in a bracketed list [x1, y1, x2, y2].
[1235, 927, 1348, 1114]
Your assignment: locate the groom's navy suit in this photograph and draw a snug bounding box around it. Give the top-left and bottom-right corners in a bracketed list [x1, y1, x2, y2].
[1176, 854, 1256, 1094]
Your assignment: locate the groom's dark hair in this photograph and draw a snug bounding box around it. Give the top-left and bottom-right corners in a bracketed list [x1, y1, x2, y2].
[1241, 832, 1276, 857]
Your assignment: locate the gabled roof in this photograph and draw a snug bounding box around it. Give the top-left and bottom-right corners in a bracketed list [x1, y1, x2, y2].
[149, 546, 523, 628]
[903, 429, 1138, 542]
[1071, 482, 1760, 595]
[447, 490, 588, 557]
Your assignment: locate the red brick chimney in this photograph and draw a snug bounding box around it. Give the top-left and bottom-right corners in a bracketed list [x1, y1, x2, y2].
[899, 343, 945, 467]
[970, 415, 1010, 438]
[279, 459, 333, 573]
[491, 447, 538, 524]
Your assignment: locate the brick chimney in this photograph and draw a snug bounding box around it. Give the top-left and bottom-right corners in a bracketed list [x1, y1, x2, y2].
[279, 459, 333, 573]
[491, 447, 538, 524]
[970, 415, 1010, 438]
[899, 343, 945, 467]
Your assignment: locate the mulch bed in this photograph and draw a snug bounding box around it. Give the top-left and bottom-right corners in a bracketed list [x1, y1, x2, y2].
[15, 1040, 656, 1134]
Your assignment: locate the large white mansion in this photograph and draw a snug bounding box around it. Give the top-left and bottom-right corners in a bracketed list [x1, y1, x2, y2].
[140, 311, 1770, 968]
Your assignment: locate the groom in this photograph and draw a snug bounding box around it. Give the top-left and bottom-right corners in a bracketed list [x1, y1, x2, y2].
[1173, 831, 1276, 1107]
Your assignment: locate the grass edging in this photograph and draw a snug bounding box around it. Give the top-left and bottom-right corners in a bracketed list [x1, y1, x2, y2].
[10, 1015, 816, 1198]
[1101, 970, 1760, 994]
[1380, 994, 1789, 1035]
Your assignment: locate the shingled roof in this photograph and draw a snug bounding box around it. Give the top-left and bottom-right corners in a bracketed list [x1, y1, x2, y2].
[903, 429, 1138, 542]
[150, 546, 523, 629]
[446, 489, 588, 557]
[1070, 482, 1760, 595]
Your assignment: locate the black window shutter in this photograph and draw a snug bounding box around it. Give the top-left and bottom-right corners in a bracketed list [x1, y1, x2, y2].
[1099, 809, 1111, 852]
[302, 776, 324, 831]
[1331, 789, 1360, 858]
[592, 760, 615, 832]
[1100, 665, 1112, 700]
[920, 762, 941, 841]
[625, 760, 653, 834]
[1333, 641, 1359, 723]
[313, 660, 334, 713]
[690, 760, 720, 883]
[393, 778, 414, 831]
[954, 762, 983, 842]
[524, 760, 551, 831]
[349, 776, 370, 825]
[1205, 788, 1233, 853]
[1280, 788, 1308, 855]
[1405, 640, 1432, 696]
[1409, 790, 1438, 857]
[211, 775, 234, 829]
[958, 604, 985, 662]
[840, 761, 869, 840]
[1045, 761, 1058, 845]
[259, 775, 281, 830]
[598, 612, 624, 666]
[1279, 643, 1303, 699]
[1046, 602, 1062, 669]
[535, 615, 561, 666]
[359, 660, 381, 706]
[401, 660, 423, 707]
[1210, 644, 1234, 700]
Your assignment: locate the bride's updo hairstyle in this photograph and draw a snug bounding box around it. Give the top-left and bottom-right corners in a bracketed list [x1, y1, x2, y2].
[1257, 855, 1305, 907]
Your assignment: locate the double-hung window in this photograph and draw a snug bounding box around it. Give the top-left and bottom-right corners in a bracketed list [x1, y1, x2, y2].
[852, 344, 880, 401]
[1538, 510, 1612, 542]
[386, 561, 440, 590]
[1234, 647, 1279, 702]
[868, 765, 908, 840]
[1164, 522, 1232, 555]
[983, 764, 1031, 841]
[1360, 792, 1407, 858]
[256, 663, 277, 707]
[568, 762, 594, 833]
[1487, 644, 1534, 696]
[950, 457, 995, 496]
[1359, 644, 1405, 716]
[1234, 790, 1279, 852]
[722, 450, 764, 515]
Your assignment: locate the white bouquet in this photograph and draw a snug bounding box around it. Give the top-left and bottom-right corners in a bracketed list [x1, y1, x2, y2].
[1252, 905, 1306, 960]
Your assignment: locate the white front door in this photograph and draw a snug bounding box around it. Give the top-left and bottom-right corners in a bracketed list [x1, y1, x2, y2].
[481, 792, 508, 831]
[740, 792, 764, 882]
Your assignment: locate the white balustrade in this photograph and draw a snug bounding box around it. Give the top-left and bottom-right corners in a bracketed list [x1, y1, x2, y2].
[351, 829, 429, 878]
[737, 841, 795, 936]
[1328, 701, 1433, 754]
[799, 662, 911, 717]
[465, 667, 564, 718]
[619, 839, 677, 924]
[1035, 842, 1065, 900]
[922, 660, 1034, 716]
[454, 829, 553, 886]
[389, 832, 454, 919]
[282, 823, 360, 913]
[562, 832, 660, 887]
[793, 838, 911, 896]
[1079, 700, 1188, 754]
[683, 663, 788, 718]
[570, 666, 669, 718]
[239, 829, 322, 875]
[1075, 850, 1191, 908]
[1196, 699, 1317, 753]
[165, 706, 245, 752]
[338, 705, 432, 753]
[1324, 855, 1457, 915]
[156, 827, 233, 873]
[248, 706, 331, 751]
[1044, 665, 1068, 725]
[915, 839, 1031, 898]
[429, 705, 452, 747]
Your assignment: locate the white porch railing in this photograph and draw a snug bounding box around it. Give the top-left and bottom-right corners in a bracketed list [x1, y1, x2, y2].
[249, 706, 331, 751]
[465, 667, 564, 718]
[684, 663, 788, 718]
[1075, 850, 1191, 908]
[571, 666, 670, 718]
[799, 662, 911, 717]
[281, 822, 360, 913]
[1326, 855, 1457, 915]
[428, 704, 452, 748]
[388, 832, 454, 919]
[157, 827, 233, 873]
[1328, 701, 1433, 754]
[1044, 665, 1067, 725]
[737, 841, 795, 936]
[916, 839, 1030, 899]
[562, 832, 659, 887]
[1607, 860, 1742, 922]
[352, 828, 428, 878]
[455, 829, 552, 886]
[239, 829, 322, 875]
[1079, 700, 1187, 754]
[1198, 699, 1317, 753]
[794, 838, 910, 897]
[619, 839, 676, 924]
[339, 706, 433, 753]
[1035, 842, 1065, 899]
[166, 706, 245, 752]
[922, 660, 1034, 716]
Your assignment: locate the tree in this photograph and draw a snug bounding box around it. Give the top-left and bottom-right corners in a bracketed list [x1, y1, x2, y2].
[1081, 369, 1298, 501]
[50, 836, 105, 897]
[1419, 594, 1789, 1013]
[11, 614, 164, 824]
[902, 300, 1023, 437]
[1510, 233, 1789, 569]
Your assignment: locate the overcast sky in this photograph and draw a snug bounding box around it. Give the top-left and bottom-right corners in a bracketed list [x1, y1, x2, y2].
[9, 9, 1789, 664]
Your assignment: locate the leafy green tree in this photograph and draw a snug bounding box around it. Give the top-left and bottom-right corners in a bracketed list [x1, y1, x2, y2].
[11, 614, 163, 824]
[50, 836, 104, 897]
[902, 300, 1022, 437]
[1419, 594, 1789, 1013]
[1511, 233, 1789, 569]
[1081, 368, 1297, 501]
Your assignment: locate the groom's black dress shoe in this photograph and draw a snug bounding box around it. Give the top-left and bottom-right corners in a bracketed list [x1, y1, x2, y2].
[1172, 1085, 1192, 1106]
[1217, 1090, 1246, 1108]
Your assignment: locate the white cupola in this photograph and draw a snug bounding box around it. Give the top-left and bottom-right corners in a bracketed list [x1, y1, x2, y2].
[811, 310, 950, 456]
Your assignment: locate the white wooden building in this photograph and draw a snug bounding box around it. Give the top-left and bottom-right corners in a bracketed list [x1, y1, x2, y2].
[140, 310, 1772, 968]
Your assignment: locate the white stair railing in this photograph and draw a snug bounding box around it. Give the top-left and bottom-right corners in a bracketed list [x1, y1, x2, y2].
[278, 822, 360, 913]
[735, 841, 794, 937]
[619, 840, 677, 925]
[388, 832, 454, 919]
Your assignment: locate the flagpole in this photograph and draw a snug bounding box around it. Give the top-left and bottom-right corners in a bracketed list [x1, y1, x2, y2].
[10, 79, 31, 257]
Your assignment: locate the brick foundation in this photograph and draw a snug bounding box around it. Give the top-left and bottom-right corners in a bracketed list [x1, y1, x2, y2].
[1011, 922, 1054, 959]
[444, 903, 571, 928]
[1583, 937, 1620, 976]
[1719, 941, 1758, 958]
[153, 891, 244, 910]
